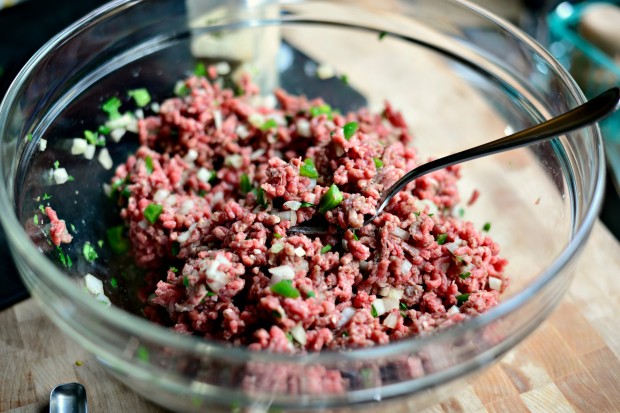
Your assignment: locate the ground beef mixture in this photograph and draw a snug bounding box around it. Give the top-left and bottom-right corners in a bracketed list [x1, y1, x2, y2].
[110, 73, 509, 353]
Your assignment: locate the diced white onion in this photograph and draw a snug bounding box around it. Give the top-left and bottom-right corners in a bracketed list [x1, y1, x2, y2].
[177, 223, 198, 244]
[268, 265, 295, 284]
[388, 288, 404, 300]
[98, 148, 113, 170]
[401, 259, 413, 275]
[211, 191, 224, 205]
[359, 260, 368, 272]
[39, 139, 47, 152]
[379, 287, 390, 297]
[214, 109, 222, 131]
[84, 144, 96, 160]
[85, 273, 104, 296]
[150, 102, 160, 113]
[137, 220, 148, 230]
[180, 199, 195, 215]
[250, 148, 265, 160]
[290, 323, 307, 346]
[306, 179, 317, 190]
[224, 154, 243, 169]
[283, 201, 302, 211]
[316, 64, 335, 79]
[205, 254, 231, 292]
[248, 113, 265, 128]
[334, 143, 345, 157]
[110, 128, 126, 143]
[53, 168, 69, 185]
[71, 138, 88, 155]
[415, 199, 439, 216]
[197, 167, 213, 183]
[95, 293, 112, 307]
[215, 61, 231, 75]
[253, 248, 261, 255]
[298, 260, 309, 272]
[337, 307, 356, 328]
[154, 189, 170, 203]
[489, 276, 503, 291]
[135, 108, 144, 119]
[392, 227, 410, 240]
[102, 183, 112, 197]
[166, 194, 177, 206]
[438, 260, 451, 273]
[174, 80, 187, 96]
[446, 242, 460, 255]
[236, 124, 250, 139]
[270, 243, 284, 254]
[296, 119, 311, 137]
[293, 247, 306, 257]
[372, 298, 386, 316]
[275, 210, 297, 225]
[447, 305, 460, 315]
[260, 94, 276, 110]
[183, 149, 198, 164]
[383, 312, 398, 328]
[105, 113, 137, 132]
[341, 239, 348, 250]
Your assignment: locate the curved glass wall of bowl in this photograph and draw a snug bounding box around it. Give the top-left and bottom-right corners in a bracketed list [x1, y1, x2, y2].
[0, 0, 604, 412]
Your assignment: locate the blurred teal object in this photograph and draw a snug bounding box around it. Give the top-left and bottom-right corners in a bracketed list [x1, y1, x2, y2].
[548, 1, 620, 190]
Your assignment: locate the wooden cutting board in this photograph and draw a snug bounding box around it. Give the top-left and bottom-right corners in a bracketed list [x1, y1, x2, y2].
[1, 220, 619, 413]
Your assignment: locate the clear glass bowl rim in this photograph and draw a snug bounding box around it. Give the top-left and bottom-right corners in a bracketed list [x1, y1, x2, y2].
[0, 0, 605, 364]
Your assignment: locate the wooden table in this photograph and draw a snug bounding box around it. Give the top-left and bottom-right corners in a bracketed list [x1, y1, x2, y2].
[2, 9, 620, 412]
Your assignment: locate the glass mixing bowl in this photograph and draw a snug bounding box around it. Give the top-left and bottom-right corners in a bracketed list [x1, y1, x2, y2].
[0, 0, 604, 411]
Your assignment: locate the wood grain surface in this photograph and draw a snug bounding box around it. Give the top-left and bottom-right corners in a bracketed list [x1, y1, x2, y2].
[1, 221, 620, 413]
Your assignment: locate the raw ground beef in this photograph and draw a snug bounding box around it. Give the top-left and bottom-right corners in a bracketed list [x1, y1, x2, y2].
[45, 206, 72, 246]
[110, 72, 509, 353]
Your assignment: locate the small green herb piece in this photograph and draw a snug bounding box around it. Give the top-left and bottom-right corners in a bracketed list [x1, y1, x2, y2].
[456, 293, 470, 304]
[82, 242, 98, 262]
[240, 173, 253, 194]
[273, 233, 283, 239]
[97, 240, 104, 248]
[170, 267, 178, 273]
[171, 241, 180, 257]
[143, 203, 163, 224]
[145, 156, 154, 174]
[378, 31, 387, 40]
[299, 201, 314, 208]
[43, 193, 52, 200]
[98, 125, 111, 135]
[271, 280, 301, 299]
[306, 291, 316, 298]
[206, 291, 216, 297]
[318, 184, 344, 214]
[371, 304, 378, 317]
[127, 88, 151, 107]
[459, 272, 472, 280]
[340, 74, 349, 85]
[84, 130, 104, 147]
[39, 204, 45, 213]
[67, 175, 75, 182]
[26, 134, 33, 142]
[136, 345, 149, 362]
[343, 121, 359, 140]
[436, 233, 448, 245]
[175, 83, 190, 97]
[482, 222, 491, 232]
[75, 360, 83, 366]
[299, 158, 319, 179]
[106, 226, 130, 255]
[309, 103, 332, 119]
[183, 276, 190, 287]
[33, 215, 38, 225]
[373, 157, 383, 169]
[56, 246, 71, 268]
[101, 96, 122, 120]
[53, 160, 59, 169]
[194, 62, 207, 77]
[320, 244, 332, 254]
[110, 277, 118, 288]
[272, 310, 282, 319]
[352, 230, 359, 241]
[259, 119, 278, 131]
[256, 187, 267, 207]
[399, 302, 408, 311]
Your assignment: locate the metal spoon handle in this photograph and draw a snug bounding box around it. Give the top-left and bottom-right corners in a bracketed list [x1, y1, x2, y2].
[372, 87, 620, 220]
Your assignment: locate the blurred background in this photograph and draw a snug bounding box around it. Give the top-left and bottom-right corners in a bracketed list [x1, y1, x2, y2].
[0, 0, 618, 309]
